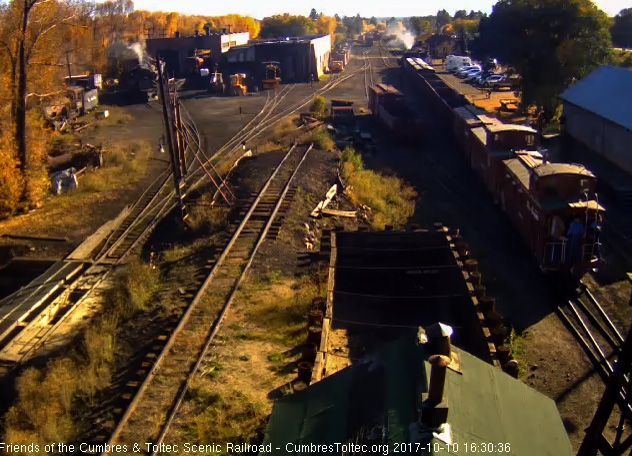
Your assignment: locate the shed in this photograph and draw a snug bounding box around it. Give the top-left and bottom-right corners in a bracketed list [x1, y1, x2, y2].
[260, 328, 573, 456]
[559, 65, 632, 178]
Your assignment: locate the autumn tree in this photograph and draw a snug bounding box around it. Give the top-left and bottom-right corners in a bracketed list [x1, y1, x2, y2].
[477, 0, 612, 124]
[0, 0, 85, 207]
[436, 9, 451, 29]
[260, 14, 317, 38]
[342, 14, 363, 37]
[409, 17, 433, 35]
[454, 10, 467, 20]
[611, 8, 632, 48]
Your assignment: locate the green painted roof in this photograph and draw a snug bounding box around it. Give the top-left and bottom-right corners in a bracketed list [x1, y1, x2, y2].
[261, 328, 572, 456]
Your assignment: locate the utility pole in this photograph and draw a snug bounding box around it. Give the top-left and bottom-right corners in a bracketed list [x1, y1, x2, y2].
[156, 55, 188, 224]
[64, 49, 73, 80]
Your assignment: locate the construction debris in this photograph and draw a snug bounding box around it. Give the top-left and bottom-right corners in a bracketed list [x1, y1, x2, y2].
[310, 184, 338, 217]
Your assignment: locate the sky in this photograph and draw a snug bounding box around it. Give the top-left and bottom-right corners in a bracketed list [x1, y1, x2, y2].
[129, 0, 628, 20]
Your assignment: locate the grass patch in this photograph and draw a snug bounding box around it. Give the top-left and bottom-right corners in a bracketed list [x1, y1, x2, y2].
[267, 352, 285, 373]
[3, 260, 159, 446]
[246, 273, 325, 348]
[310, 126, 336, 151]
[309, 95, 327, 118]
[238, 354, 251, 362]
[341, 146, 416, 229]
[255, 141, 281, 153]
[234, 331, 257, 341]
[187, 203, 230, 235]
[79, 140, 150, 193]
[200, 360, 224, 379]
[187, 390, 266, 449]
[96, 106, 133, 127]
[270, 115, 299, 142]
[102, 259, 160, 319]
[162, 245, 192, 263]
[509, 328, 527, 379]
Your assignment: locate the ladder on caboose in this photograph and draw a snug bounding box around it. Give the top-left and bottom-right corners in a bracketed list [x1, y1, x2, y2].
[583, 191, 601, 261]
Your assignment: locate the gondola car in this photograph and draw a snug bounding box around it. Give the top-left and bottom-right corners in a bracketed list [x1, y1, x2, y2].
[402, 57, 603, 275]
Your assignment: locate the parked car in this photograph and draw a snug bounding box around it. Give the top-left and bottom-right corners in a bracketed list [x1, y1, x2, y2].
[484, 74, 521, 90]
[473, 73, 501, 86]
[455, 65, 480, 77]
[457, 67, 481, 79]
[464, 70, 483, 82]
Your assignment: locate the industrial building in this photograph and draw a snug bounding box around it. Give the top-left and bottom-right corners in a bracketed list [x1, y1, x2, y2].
[223, 34, 331, 86]
[146, 31, 250, 77]
[560, 65, 632, 203]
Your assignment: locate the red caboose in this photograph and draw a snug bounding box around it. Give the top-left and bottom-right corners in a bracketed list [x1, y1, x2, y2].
[499, 151, 604, 273]
[468, 119, 538, 199]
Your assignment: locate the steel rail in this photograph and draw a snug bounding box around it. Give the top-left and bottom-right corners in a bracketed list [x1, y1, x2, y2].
[103, 143, 306, 453]
[149, 144, 314, 454]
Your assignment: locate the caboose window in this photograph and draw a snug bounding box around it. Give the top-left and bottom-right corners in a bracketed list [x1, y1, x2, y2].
[580, 178, 589, 190]
[526, 135, 535, 146]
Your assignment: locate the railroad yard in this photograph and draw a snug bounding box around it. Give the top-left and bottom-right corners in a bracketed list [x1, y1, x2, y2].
[1, 30, 632, 456]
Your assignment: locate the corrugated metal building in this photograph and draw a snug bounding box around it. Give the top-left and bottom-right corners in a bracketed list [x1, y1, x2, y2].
[223, 34, 331, 85]
[146, 31, 250, 76]
[560, 66, 632, 177]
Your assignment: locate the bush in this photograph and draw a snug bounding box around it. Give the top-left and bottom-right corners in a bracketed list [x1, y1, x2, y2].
[309, 96, 327, 118]
[79, 140, 150, 193]
[187, 204, 230, 234]
[0, 135, 24, 218]
[310, 126, 335, 152]
[102, 259, 159, 318]
[2, 259, 160, 446]
[340, 146, 416, 229]
[271, 115, 298, 142]
[341, 146, 363, 174]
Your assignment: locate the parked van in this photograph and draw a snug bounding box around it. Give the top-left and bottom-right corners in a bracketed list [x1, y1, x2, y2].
[446, 55, 473, 72]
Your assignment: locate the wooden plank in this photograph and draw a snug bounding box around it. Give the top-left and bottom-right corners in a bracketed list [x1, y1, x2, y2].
[310, 184, 338, 217]
[321, 208, 356, 218]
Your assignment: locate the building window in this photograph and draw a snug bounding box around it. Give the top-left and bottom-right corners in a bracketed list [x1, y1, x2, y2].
[526, 134, 534, 146]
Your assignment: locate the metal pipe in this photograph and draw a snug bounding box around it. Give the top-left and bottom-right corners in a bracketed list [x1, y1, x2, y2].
[428, 354, 451, 405]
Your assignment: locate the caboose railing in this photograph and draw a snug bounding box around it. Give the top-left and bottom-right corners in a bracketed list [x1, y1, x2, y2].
[544, 240, 567, 268]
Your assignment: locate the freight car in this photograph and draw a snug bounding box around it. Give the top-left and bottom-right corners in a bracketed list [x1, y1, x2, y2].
[403, 57, 603, 275]
[368, 84, 423, 143]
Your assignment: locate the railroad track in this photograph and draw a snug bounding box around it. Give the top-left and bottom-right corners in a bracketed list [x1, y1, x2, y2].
[181, 64, 367, 196]
[377, 42, 397, 69]
[558, 282, 624, 379]
[557, 281, 632, 416]
[0, 65, 367, 371]
[363, 47, 374, 99]
[101, 143, 313, 455]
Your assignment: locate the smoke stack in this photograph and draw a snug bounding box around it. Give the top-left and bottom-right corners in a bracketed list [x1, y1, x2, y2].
[206, 28, 211, 36]
[175, 31, 180, 38]
[427, 355, 450, 404]
[425, 322, 453, 357]
[422, 354, 451, 427]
